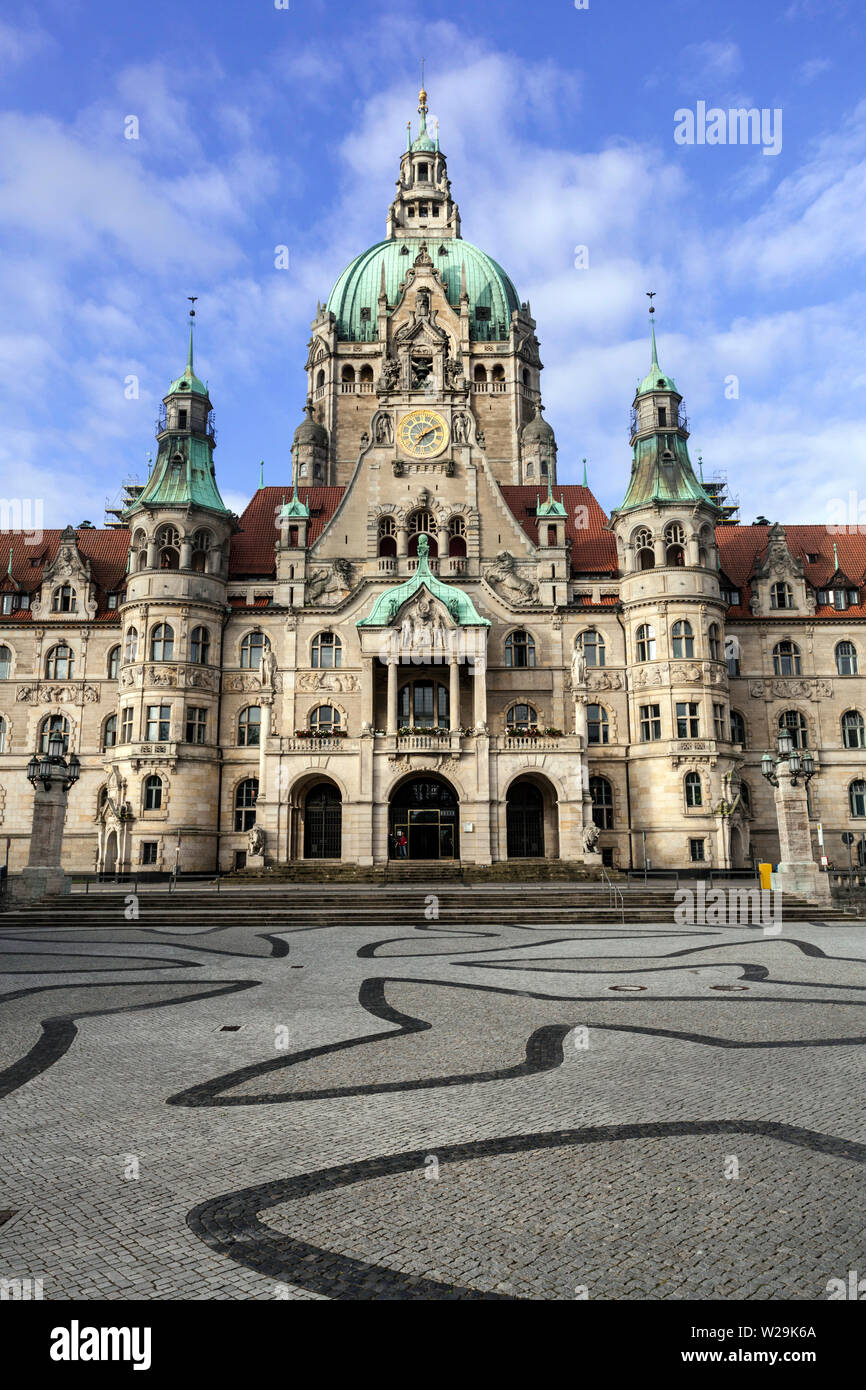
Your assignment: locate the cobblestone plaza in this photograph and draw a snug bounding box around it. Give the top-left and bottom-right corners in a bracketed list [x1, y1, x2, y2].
[1, 885, 864, 1301]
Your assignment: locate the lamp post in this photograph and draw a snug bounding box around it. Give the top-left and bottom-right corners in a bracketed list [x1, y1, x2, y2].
[11, 730, 81, 904]
[760, 729, 829, 902]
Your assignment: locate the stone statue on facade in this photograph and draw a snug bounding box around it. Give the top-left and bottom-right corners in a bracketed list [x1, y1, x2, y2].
[582, 821, 601, 853]
[259, 645, 278, 691]
[248, 824, 265, 857]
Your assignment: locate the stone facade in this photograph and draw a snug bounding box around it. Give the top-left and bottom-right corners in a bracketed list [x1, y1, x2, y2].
[1, 89, 864, 877]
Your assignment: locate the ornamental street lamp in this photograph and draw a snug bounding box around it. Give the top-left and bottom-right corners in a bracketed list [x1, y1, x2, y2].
[11, 732, 81, 904]
[760, 729, 829, 902]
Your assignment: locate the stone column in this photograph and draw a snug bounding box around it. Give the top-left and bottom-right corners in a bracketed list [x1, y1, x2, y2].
[396, 526, 408, 558]
[10, 774, 72, 902]
[473, 658, 487, 731]
[180, 539, 192, 569]
[654, 536, 665, 567]
[362, 656, 375, 729]
[258, 699, 272, 796]
[574, 692, 588, 743]
[449, 654, 460, 732]
[772, 760, 831, 901]
[386, 657, 398, 734]
[146, 540, 157, 569]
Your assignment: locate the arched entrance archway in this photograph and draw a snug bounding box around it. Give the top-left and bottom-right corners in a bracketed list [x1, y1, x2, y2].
[389, 775, 459, 860]
[303, 782, 342, 859]
[506, 779, 545, 858]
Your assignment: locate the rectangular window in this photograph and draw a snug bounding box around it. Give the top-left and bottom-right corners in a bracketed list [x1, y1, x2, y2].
[639, 703, 662, 742]
[726, 653, 740, 677]
[601, 847, 614, 868]
[720, 588, 740, 607]
[360, 306, 371, 323]
[657, 407, 667, 426]
[185, 707, 207, 744]
[106, 593, 118, 610]
[141, 842, 158, 865]
[676, 702, 700, 738]
[713, 703, 726, 740]
[120, 708, 134, 743]
[474, 306, 491, 322]
[145, 704, 171, 741]
[689, 839, 706, 862]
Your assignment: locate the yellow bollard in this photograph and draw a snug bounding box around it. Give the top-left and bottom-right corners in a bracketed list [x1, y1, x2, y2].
[758, 862, 773, 892]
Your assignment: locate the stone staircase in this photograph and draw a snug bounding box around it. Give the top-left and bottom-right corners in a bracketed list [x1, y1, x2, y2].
[0, 882, 858, 930]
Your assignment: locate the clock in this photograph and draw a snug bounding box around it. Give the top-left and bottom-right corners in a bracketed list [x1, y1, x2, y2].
[397, 409, 449, 459]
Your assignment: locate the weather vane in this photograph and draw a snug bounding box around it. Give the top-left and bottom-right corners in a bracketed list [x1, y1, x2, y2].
[187, 295, 198, 318]
[646, 290, 656, 315]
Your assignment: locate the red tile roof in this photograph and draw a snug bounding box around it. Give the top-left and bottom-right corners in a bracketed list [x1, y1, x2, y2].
[0, 527, 130, 619]
[716, 524, 866, 619]
[229, 487, 346, 577]
[500, 485, 617, 574]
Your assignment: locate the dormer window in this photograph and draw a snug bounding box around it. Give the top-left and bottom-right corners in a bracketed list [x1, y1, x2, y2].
[770, 581, 793, 610]
[52, 584, 77, 613]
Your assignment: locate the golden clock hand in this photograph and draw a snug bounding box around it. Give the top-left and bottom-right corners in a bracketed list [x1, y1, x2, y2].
[415, 426, 437, 443]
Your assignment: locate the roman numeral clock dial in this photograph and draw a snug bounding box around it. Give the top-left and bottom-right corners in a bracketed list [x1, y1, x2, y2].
[398, 409, 449, 459]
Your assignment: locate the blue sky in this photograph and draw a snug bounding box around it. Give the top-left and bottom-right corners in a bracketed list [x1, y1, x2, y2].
[1, 0, 865, 528]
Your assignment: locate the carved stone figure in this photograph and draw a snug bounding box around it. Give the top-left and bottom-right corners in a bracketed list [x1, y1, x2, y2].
[484, 551, 538, 605]
[248, 824, 265, 856]
[571, 645, 587, 690]
[378, 355, 400, 391]
[452, 412, 469, 444]
[582, 822, 601, 853]
[444, 356, 465, 390]
[374, 412, 393, 444]
[259, 646, 278, 690]
[416, 287, 431, 318]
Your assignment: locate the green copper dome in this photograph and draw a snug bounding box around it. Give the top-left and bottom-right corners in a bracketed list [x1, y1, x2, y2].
[636, 317, 678, 397]
[327, 237, 520, 342]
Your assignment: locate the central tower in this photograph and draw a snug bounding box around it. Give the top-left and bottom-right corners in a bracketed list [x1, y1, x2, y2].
[300, 87, 552, 487]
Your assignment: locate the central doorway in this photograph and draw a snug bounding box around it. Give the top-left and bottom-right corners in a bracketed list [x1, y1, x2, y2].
[506, 779, 545, 858]
[389, 776, 459, 860]
[303, 782, 342, 859]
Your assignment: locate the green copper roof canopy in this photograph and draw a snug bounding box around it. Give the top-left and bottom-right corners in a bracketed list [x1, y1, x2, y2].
[357, 534, 489, 628]
[126, 434, 231, 515]
[328, 237, 519, 341]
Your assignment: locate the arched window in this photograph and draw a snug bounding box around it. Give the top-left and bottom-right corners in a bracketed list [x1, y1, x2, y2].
[378, 516, 396, 557]
[150, 623, 174, 662]
[133, 528, 146, 569]
[491, 363, 506, 387]
[0, 645, 11, 679]
[473, 364, 488, 386]
[234, 777, 259, 831]
[708, 623, 721, 662]
[157, 525, 180, 571]
[739, 780, 752, 813]
[505, 629, 536, 668]
[849, 779, 866, 818]
[836, 641, 859, 676]
[45, 644, 74, 680]
[102, 714, 117, 750]
[240, 631, 267, 669]
[779, 709, 808, 749]
[124, 627, 138, 663]
[407, 510, 438, 557]
[671, 620, 694, 659]
[40, 714, 70, 753]
[360, 364, 374, 385]
[730, 710, 746, 746]
[309, 704, 341, 734]
[191, 529, 212, 572]
[143, 774, 163, 811]
[578, 630, 606, 668]
[315, 368, 325, 391]
[0, 715, 6, 753]
[398, 680, 449, 729]
[506, 704, 538, 733]
[773, 640, 801, 676]
[633, 527, 654, 570]
[190, 626, 210, 664]
[107, 645, 120, 680]
[448, 515, 467, 557]
[665, 522, 686, 567]
[587, 704, 609, 745]
[311, 632, 342, 668]
[238, 706, 261, 747]
[590, 775, 613, 829]
[770, 582, 793, 610]
[685, 771, 702, 807]
[842, 710, 866, 749]
[341, 364, 356, 386]
[52, 584, 77, 613]
[635, 624, 656, 662]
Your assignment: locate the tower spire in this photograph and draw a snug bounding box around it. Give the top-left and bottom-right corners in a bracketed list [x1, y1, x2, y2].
[186, 296, 198, 376]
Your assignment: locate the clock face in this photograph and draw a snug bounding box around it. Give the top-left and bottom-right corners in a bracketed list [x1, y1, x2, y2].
[398, 409, 449, 459]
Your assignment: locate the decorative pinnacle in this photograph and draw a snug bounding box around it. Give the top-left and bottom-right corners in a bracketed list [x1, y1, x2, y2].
[259, 460, 264, 489]
[186, 297, 197, 373]
[582, 457, 588, 486]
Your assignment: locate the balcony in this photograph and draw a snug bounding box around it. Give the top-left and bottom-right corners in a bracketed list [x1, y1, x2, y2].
[378, 555, 396, 574]
[407, 555, 440, 573]
[281, 736, 357, 753]
[498, 733, 583, 752]
[442, 556, 466, 576]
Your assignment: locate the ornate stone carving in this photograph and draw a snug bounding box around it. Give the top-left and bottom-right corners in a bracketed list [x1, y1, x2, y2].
[259, 646, 278, 691]
[296, 670, 359, 694]
[373, 411, 393, 445]
[307, 558, 354, 604]
[248, 824, 265, 856]
[145, 665, 178, 687]
[586, 670, 624, 692]
[483, 551, 538, 605]
[582, 821, 600, 853]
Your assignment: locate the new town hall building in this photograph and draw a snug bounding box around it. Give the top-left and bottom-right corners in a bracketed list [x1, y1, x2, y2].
[1, 89, 865, 877]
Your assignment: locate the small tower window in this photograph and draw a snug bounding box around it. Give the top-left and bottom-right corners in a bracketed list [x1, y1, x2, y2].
[658, 406, 667, 426]
[418, 162, 428, 180]
[178, 409, 187, 429]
